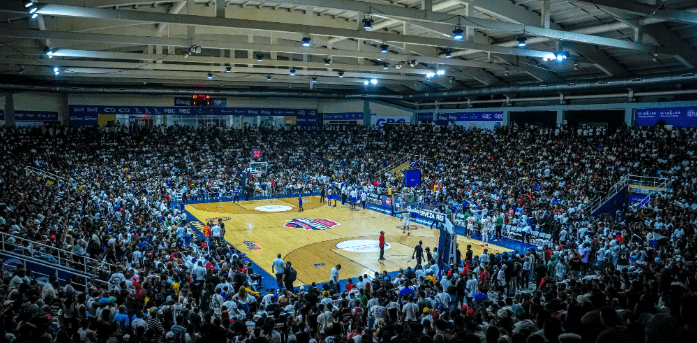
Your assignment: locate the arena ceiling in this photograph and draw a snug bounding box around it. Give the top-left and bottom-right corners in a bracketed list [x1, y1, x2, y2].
[1, 0, 696, 99]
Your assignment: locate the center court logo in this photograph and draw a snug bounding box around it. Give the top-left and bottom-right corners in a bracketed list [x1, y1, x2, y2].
[336, 240, 391, 253]
[255, 205, 293, 212]
[284, 218, 340, 231]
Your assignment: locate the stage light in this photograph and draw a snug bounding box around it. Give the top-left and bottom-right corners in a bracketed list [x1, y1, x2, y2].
[370, 78, 378, 85]
[436, 69, 445, 76]
[195, 46, 202, 54]
[29, 7, 38, 14]
[31, 13, 38, 19]
[290, 69, 296, 75]
[542, 53, 556, 62]
[445, 51, 451, 58]
[301, 37, 311, 47]
[518, 37, 527, 47]
[338, 71, 344, 78]
[44, 47, 53, 58]
[312, 77, 317, 83]
[383, 64, 389, 69]
[363, 80, 369, 85]
[453, 28, 463, 40]
[426, 72, 435, 78]
[324, 58, 331, 65]
[362, 17, 373, 29]
[256, 54, 263, 61]
[207, 72, 213, 79]
[53, 67, 59, 75]
[380, 44, 388, 53]
[225, 66, 231, 73]
[267, 75, 272, 80]
[24, 1, 34, 8]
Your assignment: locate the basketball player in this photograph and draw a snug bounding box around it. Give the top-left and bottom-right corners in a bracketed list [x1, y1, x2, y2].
[402, 210, 411, 234]
[298, 194, 304, 212]
[466, 216, 475, 237]
[327, 186, 334, 208]
[481, 215, 491, 247]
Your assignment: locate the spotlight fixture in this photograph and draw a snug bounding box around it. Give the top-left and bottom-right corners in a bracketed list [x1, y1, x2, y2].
[436, 69, 445, 76]
[31, 13, 38, 19]
[555, 51, 568, 62]
[29, 7, 38, 14]
[370, 78, 378, 85]
[53, 67, 59, 75]
[24, 1, 34, 8]
[267, 75, 272, 80]
[195, 46, 202, 54]
[517, 36, 527, 47]
[301, 37, 311, 47]
[312, 77, 317, 83]
[445, 51, 451, 58]
[380, 44, 388, 53]
[362, 17, 373, 29]
[426, 72, 435, 78]
[225, 66, 231, 73]
[383, 63, 389, 69]
[324, 58, 331, 65]
[256, 54, 263, 61]
[338, 71, 344, 78]
[453, 27, 464, 40]
[504, 69, 509, 76]
[207, 72, 213, 79]
[183, 52, 190, 59]
[574, 63, 579, 71]
[363, 80, 369, 85]
[542, 53, 556, 62]
[189, 46, 196, 54]
[290, 69, 296, 75]
[44, 47, 53, 58]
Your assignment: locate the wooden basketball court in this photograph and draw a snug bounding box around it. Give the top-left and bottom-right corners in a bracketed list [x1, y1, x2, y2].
[185, 196, 511, 287]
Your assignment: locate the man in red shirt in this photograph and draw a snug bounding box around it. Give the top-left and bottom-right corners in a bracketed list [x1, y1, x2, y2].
[379, 231, 385, 261]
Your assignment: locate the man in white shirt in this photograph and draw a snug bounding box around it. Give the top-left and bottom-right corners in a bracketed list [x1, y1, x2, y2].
[330, 264, 341, 293]
[272, 254, 285, 289]
[402, 297, 419, 322]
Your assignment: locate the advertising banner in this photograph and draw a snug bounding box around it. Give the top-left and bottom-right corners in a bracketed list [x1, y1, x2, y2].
[438, 111, 504, 122]
[635, 107, 697, 127]
[371, 115, 411, 127]
[323, 112, 363, 120]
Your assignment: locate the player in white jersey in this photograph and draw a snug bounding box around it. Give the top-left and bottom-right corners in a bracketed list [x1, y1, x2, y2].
[402, 211, 411, 234]
[481, 216, 491, 245]
[466, 216, 475, 237]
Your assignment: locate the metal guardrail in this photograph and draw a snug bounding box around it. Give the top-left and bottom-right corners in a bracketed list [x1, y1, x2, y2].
[590, 174, 671, 215]
[0, 231, 114, 287]
[24, 166, 70, 184]
[589, 176, 629, 214]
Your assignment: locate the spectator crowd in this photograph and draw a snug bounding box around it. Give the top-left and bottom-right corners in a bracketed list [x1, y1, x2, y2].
[0, 122, 695, 343]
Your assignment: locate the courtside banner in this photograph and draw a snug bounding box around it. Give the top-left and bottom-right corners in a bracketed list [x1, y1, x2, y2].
[371, 115, 411, 127]
[437, 112, 504, 122]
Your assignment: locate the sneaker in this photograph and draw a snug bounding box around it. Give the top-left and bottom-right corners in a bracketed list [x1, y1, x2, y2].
[407, 232, 411, 236]
[485, 244, 489, 246]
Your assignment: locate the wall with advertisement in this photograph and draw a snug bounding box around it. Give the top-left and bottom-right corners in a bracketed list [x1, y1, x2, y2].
[416, 111, 504, 130]
[635, 106, 697, 127]
[68, 105, 318, 127]
[371, 114, 411, 127]
[0, 110, 60, 126]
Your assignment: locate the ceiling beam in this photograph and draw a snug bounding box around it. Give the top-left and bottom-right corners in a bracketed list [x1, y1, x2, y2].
[575, 0, 697, 26]
[45, 48, 451, 77]
[156, 1, 186, 34]
[493, 54, 560, 82]
[1, 28, 516, 71]
[5, 1, 659, 54]
[455, 0, 629, 77]
[640, 23, 697, 69]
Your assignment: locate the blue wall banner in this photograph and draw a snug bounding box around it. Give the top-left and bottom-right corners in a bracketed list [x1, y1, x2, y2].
[438, 111, 504, 122]
[371, 115, 410, 127]
[0, 110, 59, 123]
[69, 105, 317, 126]
[323, 112, 363, 120]
[418, 113, 434, 122]
[635, 107, 697, 127]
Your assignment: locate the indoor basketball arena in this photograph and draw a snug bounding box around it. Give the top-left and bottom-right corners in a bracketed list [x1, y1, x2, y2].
[0, 1, 695, 343]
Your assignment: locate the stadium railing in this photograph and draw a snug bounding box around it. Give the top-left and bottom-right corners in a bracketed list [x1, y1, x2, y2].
[0, 231, 114, 288]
